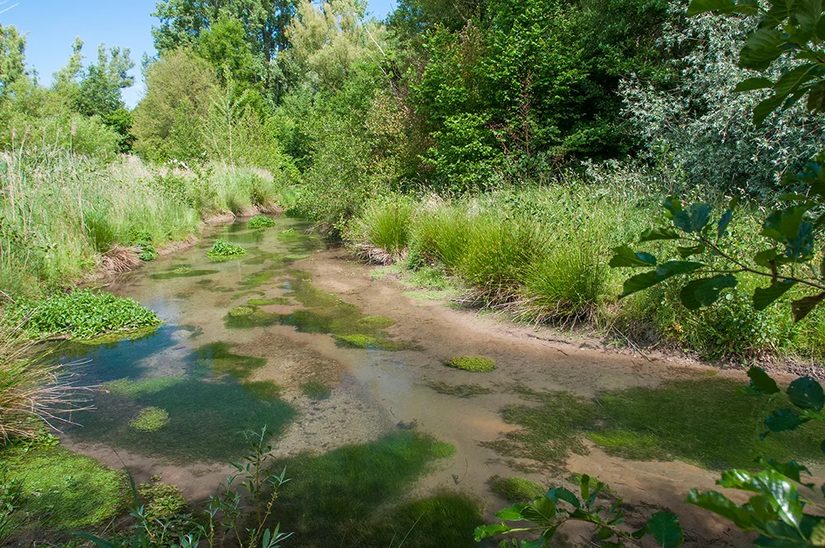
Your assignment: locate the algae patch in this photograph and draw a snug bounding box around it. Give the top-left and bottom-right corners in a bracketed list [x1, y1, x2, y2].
[130, 406, 170, 432]
[301, 380, 331, 400]
[427, 381, 493, 398]
[488, 475, 544, 502]
[150, 267, 219, 280]
[486, 378, 825, 471]
[445, 355, 496, 372]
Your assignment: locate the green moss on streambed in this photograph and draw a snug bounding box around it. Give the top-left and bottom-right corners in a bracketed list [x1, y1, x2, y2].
[427, 381, 493, 397]
[446, 355, 496, 372]
[486, 377, 825, 471]
[224, 275, 410, 351]
[488, 475, 544, 502]
[105, 376, 185, 396]
[3, 441, 126, 538]
[130, 406, 170, 432]
[4, 289, 161, 341]
[150, 266, 219, 280]
[270, 431, 478, 546]
[196, 342, 267, 380]
[301, 380, 331, 400]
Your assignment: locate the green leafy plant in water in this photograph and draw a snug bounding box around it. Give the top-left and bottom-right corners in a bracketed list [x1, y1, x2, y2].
[4, 289, 161, 341]
[476, 474, 683, 547]
[446, 355, 496, 372]
[129, 407, 170, 432]
[248, 215, 278, 229]
[207, 239, 246, 261]
[137, 481, 187, 522]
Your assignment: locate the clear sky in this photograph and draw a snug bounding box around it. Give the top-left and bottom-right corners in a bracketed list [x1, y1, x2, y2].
[0, 0, 397, 107]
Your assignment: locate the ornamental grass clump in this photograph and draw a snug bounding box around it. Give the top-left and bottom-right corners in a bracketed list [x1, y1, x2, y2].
[207, 239, 246, 261]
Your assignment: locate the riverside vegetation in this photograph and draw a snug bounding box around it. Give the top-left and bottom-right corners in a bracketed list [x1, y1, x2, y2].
[2, 0, 825, 545]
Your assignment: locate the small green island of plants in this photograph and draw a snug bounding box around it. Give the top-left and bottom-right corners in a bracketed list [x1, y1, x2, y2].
[207, 239, 247, 261]
[445, 355, 496, 373]
[247, 214, 277, 229]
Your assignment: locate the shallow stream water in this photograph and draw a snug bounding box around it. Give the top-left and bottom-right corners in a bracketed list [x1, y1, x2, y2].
[59, 216, 824, 546]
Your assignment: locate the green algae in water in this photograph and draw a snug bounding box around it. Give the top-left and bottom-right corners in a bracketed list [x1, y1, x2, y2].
[196, 342, 266, 380]
[301, 380, 331, 400]
[244, 380, 283, 399]
[446, 355, 496, 372]
[426, 381, 493, 398]
[247, 297, 290, 306]
[238, 269, 277, 289]
[271, 431, 457, 546]
[105, 376, 184, 397]
[72, 378, 296, 462]
[486, 378, 825, 472]
[150, 267, 219, 280]
[130, 406, 170, 432]
[226, 229, 265, 244]
[488, 475, 544, 502]
[4, 443, 126, 534]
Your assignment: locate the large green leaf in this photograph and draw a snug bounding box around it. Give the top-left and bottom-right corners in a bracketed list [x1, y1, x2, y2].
[718, 469, 803, 529]
[740, 28, 784, 71]
[686, 490, 754, 529]
[679, 274, 737, 310]
[733, 77, 774, 92]
[753, 281, 796, 310]
[646, 511, 684, 547]
[473, 523, 512, 541]
[640, 227, 681, 242]
[671, 203, 712, 233]
[609, 245, 657, 267]
[787, 376, 825, 411]
[620, 261, 704, 298]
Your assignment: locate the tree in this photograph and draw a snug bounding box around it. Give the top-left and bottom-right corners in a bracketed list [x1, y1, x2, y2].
[132, 49, 218, 161]
[0, 25, 26, 94]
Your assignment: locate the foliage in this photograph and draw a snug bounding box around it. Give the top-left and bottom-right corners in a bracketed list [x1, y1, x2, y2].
[476, 474, 683, 547]
[137, 481, 187, 522]
[489, 476, 544, 503]
[445, 355, 496, 372]
[344, 193, 414, 259]
[5, 289, 161, 341]
[0, 25, 26, 93]
[207, 239, 247, 260]
[621, 2, 825, 196]
[248, 214, 278, 229]
[132, 49, 218, 161]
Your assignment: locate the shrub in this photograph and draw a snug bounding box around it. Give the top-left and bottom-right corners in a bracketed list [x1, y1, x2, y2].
[5, 289, 161, 341]
[207, 239, 246, 261]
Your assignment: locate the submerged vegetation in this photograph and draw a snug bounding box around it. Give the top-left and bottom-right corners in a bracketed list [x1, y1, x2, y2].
[207, 239, 247, 261]
[445, 355, 496, 373]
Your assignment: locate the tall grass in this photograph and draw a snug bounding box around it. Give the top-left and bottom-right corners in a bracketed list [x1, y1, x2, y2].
[0, 148, 284, 299]
[344, 177, 825, 361]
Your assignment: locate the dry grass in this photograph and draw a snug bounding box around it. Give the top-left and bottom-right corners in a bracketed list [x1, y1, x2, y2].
[0, 325, 94, 443]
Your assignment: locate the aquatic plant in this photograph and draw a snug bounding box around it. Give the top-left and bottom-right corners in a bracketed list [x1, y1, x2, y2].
[207, 239, 247, 261]
[488, 475, 544, 502]
[4, 289, 161, 341]
[426, 381, 493, 398]
[137, 481, 187, 522]
[445, 355, 496, 373]
[150, 266, 219, 280]
[105, 377, 184, 397]
[248, 214, 278, 229]
[129, 407, 170, 432]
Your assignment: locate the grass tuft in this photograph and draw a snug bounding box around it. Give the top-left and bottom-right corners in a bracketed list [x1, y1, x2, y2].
[489, 475, 545, 502]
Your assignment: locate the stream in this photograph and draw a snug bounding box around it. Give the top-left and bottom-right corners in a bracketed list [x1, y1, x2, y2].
[58, 216, 821, 546]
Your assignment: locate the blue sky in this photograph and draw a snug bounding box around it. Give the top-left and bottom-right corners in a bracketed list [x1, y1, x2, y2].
[0, 0, 397, 107]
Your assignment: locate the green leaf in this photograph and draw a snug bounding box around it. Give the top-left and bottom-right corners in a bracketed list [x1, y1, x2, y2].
[753, 93, 787, 125]
[640, 227, 681, 242]
[672, 203, 712, 233]
[646, 511, 684, 548]
[787, 376, 825, 411]
[546, 487, 580, 508]
[765, 408, 808, 433]
[686, 490, 753, 529]
[677, 244, 706, 258]
[753, 281, 796, 310]
[807, 82, 825, 113]
[496, 503, 528, 521]
[746, 367, 781, 395]
[473, 523, 512, 541]
[756, 458, 811, 484]
[718, 469, 803, 528]
[679, 274, 737, 310]
[620, 261, 704, 298]
[792, 291, 825, 322]
[740, 28, 784, 71]
[609, 246, 657, 268]
[718, 207, 735, 238]
[733, 77, 774, 92]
